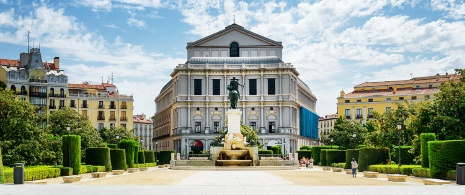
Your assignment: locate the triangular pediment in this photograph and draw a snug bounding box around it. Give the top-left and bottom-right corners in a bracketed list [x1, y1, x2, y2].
[187, 24, 282, 48]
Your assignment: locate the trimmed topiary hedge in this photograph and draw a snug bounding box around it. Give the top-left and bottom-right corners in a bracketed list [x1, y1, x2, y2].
[368, 165, 421, 175]
[159, 150, 174, 164]
[118, 140, 138, 168]
[85, 165, 106, 173]
[358, 147, 390, 171]
[296, 150, 312, 160]
[60, 167, 73, 176]
[270, 145, 282, 154]
[144, 151, 156, 163]
[138, 151, 145, 164]
[320, 149, 328, 166]
[2, 166, 60, 183]
[420, 133, 436, 168]
[428, 140, 465, 179]
[258, 150, 273, 154]
[107, 144, 117, 149]
[412, 168, 431, 178]
[0, 147, 4, 184]
[344, 149, 360, 169]
[300, 145, 311, 150]
[312, 146, 336, 165]
[134, 145, 139, 165]
[110, 149, 127, 170]
[63, 135, 81, 175]
[326, 150, 346, 166]
[85, 147, 112, 171]
[393, 146, 415, 165]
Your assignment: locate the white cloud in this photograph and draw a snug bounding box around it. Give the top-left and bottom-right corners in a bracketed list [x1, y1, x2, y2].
[78, 0, 112, 12]
[127, 17, 146, 28]
[431, 0, 465, 19]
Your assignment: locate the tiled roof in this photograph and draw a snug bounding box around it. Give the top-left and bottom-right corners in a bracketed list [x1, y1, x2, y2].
[355, 74, 461, 87]
[0, 58, 59, 70]
[187, 23, 282, 47]
[68, 82, 106, 90]
[344, 88, 440, 98]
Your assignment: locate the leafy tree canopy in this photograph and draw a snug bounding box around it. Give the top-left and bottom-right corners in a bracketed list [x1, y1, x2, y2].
[324, 117, 367, 149]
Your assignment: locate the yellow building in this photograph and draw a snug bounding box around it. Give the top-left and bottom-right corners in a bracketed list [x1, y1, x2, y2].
[337, 74, 461, 123]
[68, 82, 134, 131]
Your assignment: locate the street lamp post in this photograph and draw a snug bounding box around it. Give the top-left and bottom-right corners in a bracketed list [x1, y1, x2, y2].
[185, 143, 188, 160]
[397, 122, 402, 174]
[115, 134, 120, 145]
[66, 124, 71, 167]
[155, 141, 158, 161]
[330, 138, 334, 150]
[353, 132, 357, 149]
[283, 139, 286, 159]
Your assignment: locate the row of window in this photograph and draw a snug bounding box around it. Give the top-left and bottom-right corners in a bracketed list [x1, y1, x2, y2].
[345, 107, 395, 119]
[344, 95, 429, 103]
[193, 78, 276, 95]
[98, 123, 126, 131]
[97, 111, 128, 121]
[191, 121, 276, 133]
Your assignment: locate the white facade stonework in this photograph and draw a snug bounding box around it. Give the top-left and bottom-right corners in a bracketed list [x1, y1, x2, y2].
[154, 24, 318, 156]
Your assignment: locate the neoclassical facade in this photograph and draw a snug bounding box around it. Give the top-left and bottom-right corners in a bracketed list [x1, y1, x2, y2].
[154, 24, 319, 156]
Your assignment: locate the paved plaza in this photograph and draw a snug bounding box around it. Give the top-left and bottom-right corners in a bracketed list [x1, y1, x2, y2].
[1, 166, 462, 195]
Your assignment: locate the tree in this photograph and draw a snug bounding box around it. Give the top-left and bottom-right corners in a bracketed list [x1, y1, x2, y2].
[99, 126, 138, 144]
[325, 117, 367, 149]
[0, 90, 54, 165]
[240, 124, 260, 146]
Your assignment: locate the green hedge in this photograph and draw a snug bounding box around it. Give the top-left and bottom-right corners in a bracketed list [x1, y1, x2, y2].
[320, 149, 328, 166]
[2, 166, 60, 183]
[296, 150, 312, 160]
[300, 145, 311, 150]
[134, 145, 139, 165]
[326, 150, 346, 166]
[258, 150, 273, 154]
[0, 147, 4, 184]
[312, 146, 335, 165]
[79, 165, 87, 174]
[368, 165, 421, 175]
[344, 149, 360, 169]
[85, 147, 112, 171]
[134, 162, 157, 168]
[446, 170, 456, 180]
[107, 144, 117, 149]
[412, 168, 431, 178]
[85, 165, 106, 173]
[159, 150, 174, 164]
[358, 147, 390, 171]
[138, 151, 146, 164]
[110, 149, 127, 170]
[393, 146, 415, 165]
[420, 133, 436, 168]
[60, 167, 73, 176]
[428, 140, 465, 179]
[331, 163, 345, 168]
[63, 135, 81, 175]
[144, 151, 156, 163]
[118, 140, 137, 168]
[270, 145, 282, 155]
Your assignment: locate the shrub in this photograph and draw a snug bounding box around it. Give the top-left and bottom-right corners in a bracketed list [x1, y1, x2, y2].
[357, 145, 367, 149]
[344, 149, 360, 169]
[118, 140, 138, 168]
[144, 151, 156, 163]
[138, 151, 146, 164]
[258, 150, 273, 154]
[393, 146, 415, 165]
[311, 146, 334, 165]
[331, 163, 345, 168]
[3, 166, 60, 183]
[270, 145, 282, 155]
[428, 140, 465, 179]
[320, 149, 328, 166]
[63, 135, 82, 175]
[110, 149, 127, 170]
[300, 145, 311, 150]
[158, 150, 174, 165]
[446, 170, 456, 180]
[412, 168, 431, 178]
[85, 147, 112, 171]
[134, 145, 139, 165]
[326, 150, 346, 166]
[79, 166, 87, 174]
[60, 167, 73, 176]
[0, 147, 4, 184]
[296, 150, 312, 160]
[420, 133, 436, 168]
[368, 165, 420, 175]
[107, 144, 117, 149]
[358, 147, 390, 171]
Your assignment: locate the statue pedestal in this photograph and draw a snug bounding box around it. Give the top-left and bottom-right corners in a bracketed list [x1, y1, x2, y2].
[226, 109, 242, 134]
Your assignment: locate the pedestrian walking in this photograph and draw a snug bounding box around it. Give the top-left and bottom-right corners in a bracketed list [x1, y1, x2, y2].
[351, 158, 358, 178]
[309, 157, 314, 169]
[305, 158, 309, 169]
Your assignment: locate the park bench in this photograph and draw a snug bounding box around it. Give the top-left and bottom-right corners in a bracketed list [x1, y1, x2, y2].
[112, 170, 125, 175]
[332, 168, 343, 172]
[322, 166, 332, 170]
[91, 172, 107, 178]
[139, 167, 148, 171]
[62, 175, 81, 183]
[363, 171, 379, 178]
[422, 179, 451, 185]
[387, 174, 407, 182]
[128, 168, 139, 173]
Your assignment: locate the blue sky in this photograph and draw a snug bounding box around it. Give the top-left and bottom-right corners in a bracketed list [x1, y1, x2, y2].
[1, 0, 465, 117]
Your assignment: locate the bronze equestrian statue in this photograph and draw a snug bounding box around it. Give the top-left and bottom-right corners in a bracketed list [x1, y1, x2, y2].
[227, 77, 243, 109]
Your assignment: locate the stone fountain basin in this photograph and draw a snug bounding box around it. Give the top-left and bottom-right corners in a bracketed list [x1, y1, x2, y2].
[216, 160, 252, 166]
[221, 150, 248, 159]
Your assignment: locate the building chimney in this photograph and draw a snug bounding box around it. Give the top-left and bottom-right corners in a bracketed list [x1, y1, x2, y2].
[54, 57, 59, 70]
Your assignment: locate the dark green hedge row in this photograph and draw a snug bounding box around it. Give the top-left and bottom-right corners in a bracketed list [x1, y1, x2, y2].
[134, 145, 139, 165]
[134, 162, 157, 168]
[358, 147, 390, 171]
[85, 165, 106, 173]
[270, 145, 282, 155]
[107, 144, 117, 149]
[420, 133, 436, 168]
[393, 146, 415, 165]
[110, 149, 127, 170]
[159, 150, 174, 165]
[344, 149, 360, 169]
[0, 148, 4, 184]
[428, 140, 465, 179]
[326, 150, 346, 166]
[296, 150, 312, 160]
[446, 170, 456, 180]
[60, 167, 73, 176]
[300, 145, 311, 150]
[368, 165, 421, 175]
[118, 140, 138, 168]
[63, 135, 81, 175]
[85, 147, 112, 171]
[258, 150, 273, 154]
[138, 151, 145, 164]
[412, 168, 431, 178]
[79, 165, 87, 174]
[320, 149, 328, 166]
[312, 146, 337, 165]
[2, 166, 60, 183]
[144, 151, 156, 163]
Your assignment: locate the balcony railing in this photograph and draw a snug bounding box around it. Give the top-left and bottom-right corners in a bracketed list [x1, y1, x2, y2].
[29, 79, 47, 83]
[356, 115, 363, 119]
[97, 116, 105, 120]
[70, 104, 76, 108]
[368, 115, 374, 118]
[29, 92, 47, 98]
[345, 115, 351, 119]
[98, 105, 104, 109]
[49, 105, 56, 109]
[121, 105, 127, 109]
[59, 106, 65, 109]
[49, 93, 66, 98]
[16, 91, 27, 95]
[120, 117, 127, 121]
[109, 117, 116, 121]
[110, 105, 116, 109]
[82, 104, 88, 108]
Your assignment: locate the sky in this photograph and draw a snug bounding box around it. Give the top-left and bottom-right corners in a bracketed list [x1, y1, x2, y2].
[1, 0, 465, 117]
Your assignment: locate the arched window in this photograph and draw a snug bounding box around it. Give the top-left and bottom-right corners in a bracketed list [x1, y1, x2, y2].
[60, 88, 64, 97]
[230, 42, 239, 57]
[50, 88, 54, 96]
[21, 86, 26, 94]
[11, 85, 16, 91]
